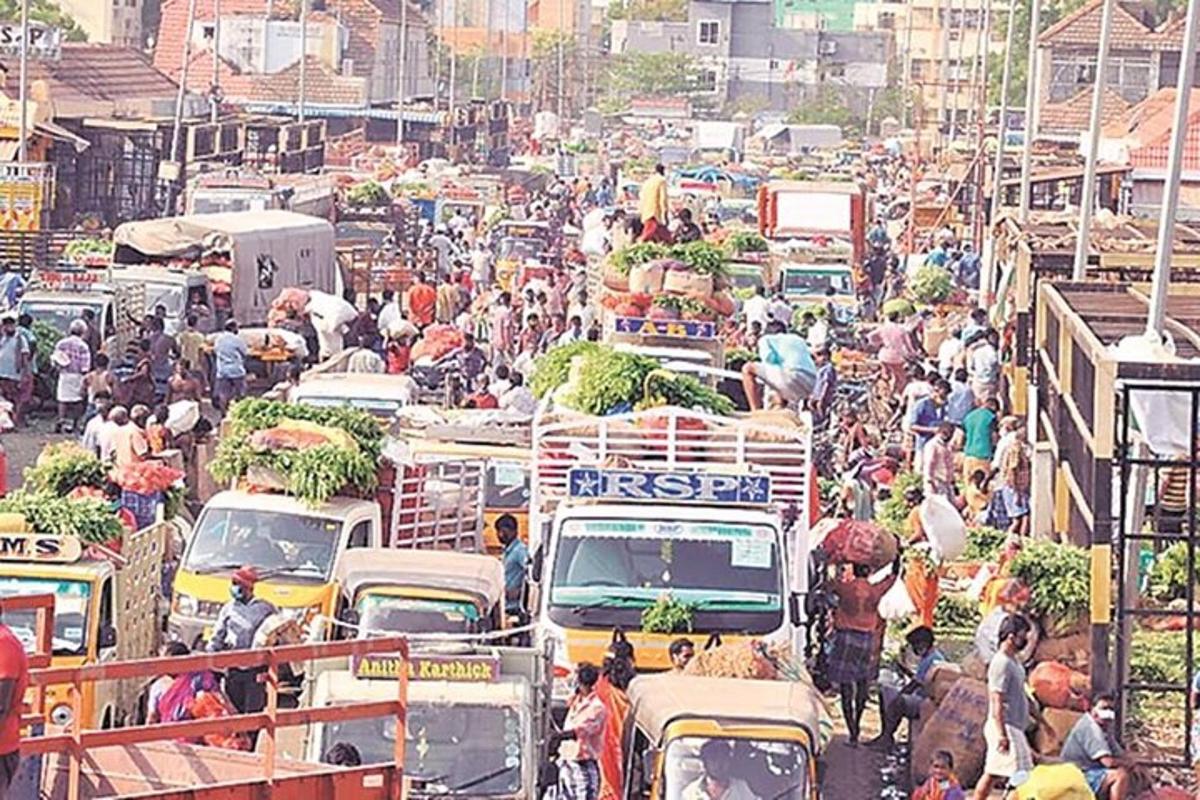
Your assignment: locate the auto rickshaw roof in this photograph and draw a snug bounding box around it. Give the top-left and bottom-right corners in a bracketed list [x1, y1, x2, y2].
[335, 548, 505, 608]
[628, 674, 824, 746]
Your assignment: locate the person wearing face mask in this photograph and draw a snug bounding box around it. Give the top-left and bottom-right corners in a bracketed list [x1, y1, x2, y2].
[1059, 692, 1139, 799]
[972, 614, 1033, 800]
[207, 566, 278, 714]
[869, 626, 945, 751]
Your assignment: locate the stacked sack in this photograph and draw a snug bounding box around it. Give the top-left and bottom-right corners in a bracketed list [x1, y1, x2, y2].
[600, 242, 737, 324]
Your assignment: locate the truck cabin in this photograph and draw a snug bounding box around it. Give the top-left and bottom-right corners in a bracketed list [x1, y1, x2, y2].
[289, 373, 415, 420]
[18, 291, 115, 343]
[305, 671, 533, 799]
[332, 548, 505, 639]
[624, 674, 822, 800]
[108, 267, 211, 335]
[780, 264, 854, 304]
[170, 491, 381, 649]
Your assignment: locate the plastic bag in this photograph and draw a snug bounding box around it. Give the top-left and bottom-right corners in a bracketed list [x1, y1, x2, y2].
[1011, 763, 1091, 799]
[919, 494, 967, 561]
[878, 578, 916, 620]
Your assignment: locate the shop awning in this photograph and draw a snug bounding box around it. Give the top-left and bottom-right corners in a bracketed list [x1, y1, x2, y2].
[35, 120, 89, 152]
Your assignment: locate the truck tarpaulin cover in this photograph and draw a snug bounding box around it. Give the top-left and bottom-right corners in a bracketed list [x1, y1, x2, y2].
[112, 210, 336, 323]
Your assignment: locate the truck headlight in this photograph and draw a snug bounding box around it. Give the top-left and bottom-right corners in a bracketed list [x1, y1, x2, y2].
[174, 593, 197, 617]
[49, 703, 73, 727]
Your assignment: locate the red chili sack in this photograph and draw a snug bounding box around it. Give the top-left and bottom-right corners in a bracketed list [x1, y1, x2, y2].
[1028, 661, 1090, 711]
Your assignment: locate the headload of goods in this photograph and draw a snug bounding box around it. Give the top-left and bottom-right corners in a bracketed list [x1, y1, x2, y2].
[601, 241, 736, 322]
[208, 398, 384, 506]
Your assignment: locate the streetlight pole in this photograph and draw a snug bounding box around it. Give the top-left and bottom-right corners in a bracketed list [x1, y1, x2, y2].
[978, 0, 1017, 308]
[298, 0, 308, 124]
[17, 0, 29, 163]
[1017, 0, 1042, 224]
[1147, 0, 1200, 335]
[396, 0, 408, 147]
[1071, 0, 1115, 279]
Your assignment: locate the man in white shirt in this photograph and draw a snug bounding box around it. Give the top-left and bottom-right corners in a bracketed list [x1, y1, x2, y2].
[81, 398, 114, 457]
[471, 243, 492, 288]
[566, 291, 594, 332]
[377, 290, 402, 334]
[489, 364, 513, 399]
[968, 329, 1000, 400]
[768, 292, 793, 327]
[804, 312, 829, 351]
[937, 326, 964, 378]
[499, 372, 538, 415]
[743, 286, 770, 332]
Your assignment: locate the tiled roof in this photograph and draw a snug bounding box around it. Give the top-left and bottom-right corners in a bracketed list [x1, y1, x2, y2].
[225, 55, 368, 107]
[0, 44, 178, 112]
[1038, 0, 1180, 50]
[1103, 88, 1200, 146]
[1122, 89, 1200, 171]
[326, 0, 388, 80]
[1041, 87, 1130, 133]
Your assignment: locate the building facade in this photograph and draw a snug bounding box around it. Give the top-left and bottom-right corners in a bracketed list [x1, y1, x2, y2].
[610, 0, 890, 114]
[58, 0, 145, 48]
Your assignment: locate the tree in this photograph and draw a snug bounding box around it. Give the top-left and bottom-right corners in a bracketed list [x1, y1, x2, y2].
[605, 51, 699, 97]
[0, 0, 87, 41]
[607, 0, 686, 21]
[788, 87, 858, 132]
[529, 30, 580, 114]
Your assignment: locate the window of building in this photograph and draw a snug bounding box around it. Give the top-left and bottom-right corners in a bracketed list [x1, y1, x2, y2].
[697, 68, 718, 92]
[878, 12, 895, 29]
[698, 20, 720, 45]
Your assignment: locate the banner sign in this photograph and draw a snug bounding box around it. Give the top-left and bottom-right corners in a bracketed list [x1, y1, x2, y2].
[0, 534, 82, 563]
[567, 468, 771, 505]
[613, 317, 717, 339]
[0, 23, 62, 60]
[353, 652, 501, 682]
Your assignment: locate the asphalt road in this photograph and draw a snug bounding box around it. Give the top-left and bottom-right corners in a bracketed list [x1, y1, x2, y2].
[3, 415, 75, 491]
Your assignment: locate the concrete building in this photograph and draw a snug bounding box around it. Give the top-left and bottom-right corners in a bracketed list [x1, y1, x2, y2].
[854, 0, 1006, 130]
[610, 0, 890, 115]
[58, 0, 145, 48]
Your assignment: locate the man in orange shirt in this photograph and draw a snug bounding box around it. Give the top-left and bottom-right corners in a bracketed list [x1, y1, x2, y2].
[404, 273, 437, 329]
[828, 558, 899, 746]
[0, 617, 28, 796]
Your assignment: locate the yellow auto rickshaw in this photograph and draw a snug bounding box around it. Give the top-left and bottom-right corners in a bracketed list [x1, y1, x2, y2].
[624, 674, 825, 800]
[331, 548, 506, 639]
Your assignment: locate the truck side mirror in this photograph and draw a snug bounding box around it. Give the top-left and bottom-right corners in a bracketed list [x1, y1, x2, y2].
[529, 545, 543, 583]
[99, 625, 117, 650]
[640, 751, 656, 790]
[788, 592, 802, 627]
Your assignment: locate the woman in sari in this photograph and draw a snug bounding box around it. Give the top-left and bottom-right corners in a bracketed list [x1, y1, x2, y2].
[596, 630, 636, 800]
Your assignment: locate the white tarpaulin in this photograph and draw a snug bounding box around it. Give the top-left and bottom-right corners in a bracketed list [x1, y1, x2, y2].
[1112, 332, 1192, 457]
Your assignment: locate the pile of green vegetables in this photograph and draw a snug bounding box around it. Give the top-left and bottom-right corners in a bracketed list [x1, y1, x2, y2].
[30, 320, 60, 374]
[533, 343, 731, 415]
[875, 471, 922, 537]
[24, 443, 106, 495]
[609, 243, 669, 275]
[1009, 540, 1090, 634]
[641, 593, 696, 634]
[1145, 541, 1196, 603]
[608, 241, 730, 278]
[908, 266, 953, 305]
[962, 526, 1008, 562]
[209, 398, 384, 506]
[881, 298, 916, 318]
[344, 181, 391, 208]
[724, 231, 768, 255]
[935, 593, 982, 630]
[0, 490, 123, 545]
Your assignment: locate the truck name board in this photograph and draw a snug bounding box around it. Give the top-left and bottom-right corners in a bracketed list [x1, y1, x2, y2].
[613, 317, 717, 339]
[0, 534, 82, 562]
[354, 653, 501, 682]
[567, 468, 771, 505]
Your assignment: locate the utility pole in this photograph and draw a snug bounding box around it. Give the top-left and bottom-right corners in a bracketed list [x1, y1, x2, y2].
[936, 0, 950, 147]
[298, 0, 308, 124]
[949, 0, 967, 141]
[902, 0, 916, 128]
[211, 0, 221, 123]
[16, 0, 28, 162]
[1017, 0, 1042, 224]
[168, 0, 199, 213]
[557, 0, 566, 119]
[1071, 0, 1115, 279]
[396, 0, 409, 147]
[965, 0, 988, 132]
[970, 0, 992, 247]
[978, 0, 1017, 307]
[500, 0, 508, 100]
[1147, 0, 1200, 334]
[448, 0, 457, 122]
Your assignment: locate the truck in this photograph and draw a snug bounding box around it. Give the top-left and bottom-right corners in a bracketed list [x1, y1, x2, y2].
[0, 521, 171, 729]
[757, 180, 869, 266]
[185, 171, 337, 221]
[110, 210, 338, 328]
[528, 405, 813, 702]
[18, 266, 144, 356]
[280, 645, 552, 800]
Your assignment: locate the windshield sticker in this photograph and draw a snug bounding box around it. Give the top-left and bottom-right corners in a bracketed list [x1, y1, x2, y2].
[730, 540, 772, 569]
[493, 462, 525, 488]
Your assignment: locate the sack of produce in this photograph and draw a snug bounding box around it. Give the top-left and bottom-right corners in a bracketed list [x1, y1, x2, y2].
[919, 495, 967, 561]
[1028, 661, 1090, 711]
[306, 290, 358, 332]
[911, 678, 989, 786]
[703, 291, 736, 318]
[663, 269, 713, 299]
[603, 262, 630, 292]
[926, 662, 964, 704]
[820, 519, 897, 567]
[684, 640, 779, 680]
[120, 489, 162, 530]
[268, 288, 311, 327]
[878, 578, 916, 620]
[411, 324, 465, 362]
[1033, 708, 1083, 756]
[629, 260, 668, 294]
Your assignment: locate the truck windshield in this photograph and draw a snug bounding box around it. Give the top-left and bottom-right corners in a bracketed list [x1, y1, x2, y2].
[294, 395, 405, 418]
[140, 283, 186, 317]
[664, 736, 809, 800]
[321, 704, 522, 796]
[0, 577, 92, 656]
[549, 520, 782, 630]
[355, 594, 479, 635]
[192, 195, 270, 214]
[20, 301, 105, 334]
[497, 238, 542, 262]
[184, 508, 342, 581]
[782, 270, 852, 297]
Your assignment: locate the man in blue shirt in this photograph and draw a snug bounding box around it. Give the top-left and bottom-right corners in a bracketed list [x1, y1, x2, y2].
[211, 319, 249, 414]
[946, 367, 976, 427]
[810, 347, 837, 421]
[909, 379, 950, 465]
[741, 320, 817, 411]
[497, 514, 528, 619]
[870, 626, 946, 750]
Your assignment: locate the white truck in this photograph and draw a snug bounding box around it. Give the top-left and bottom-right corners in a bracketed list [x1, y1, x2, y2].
[528, 405, 813, 699]
[18, 266, 144, 355]
[110, 210, 338, 328]
[186, 171, 337, 221]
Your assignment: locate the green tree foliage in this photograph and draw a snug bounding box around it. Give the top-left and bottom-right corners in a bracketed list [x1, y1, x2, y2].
[787, 87, 858, 132]
[607, 51, 700, 97]
[607, 0, 687, 21]
[0, 0, 87, 42]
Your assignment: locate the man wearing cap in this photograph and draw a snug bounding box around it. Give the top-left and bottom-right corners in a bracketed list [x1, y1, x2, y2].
[208, 566, 277, 714]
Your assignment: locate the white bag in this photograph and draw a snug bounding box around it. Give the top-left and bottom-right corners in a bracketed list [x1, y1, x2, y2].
[306, 290, 357, 332]
[878, 578, 917, 621]
[918, 495, 967, 562]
